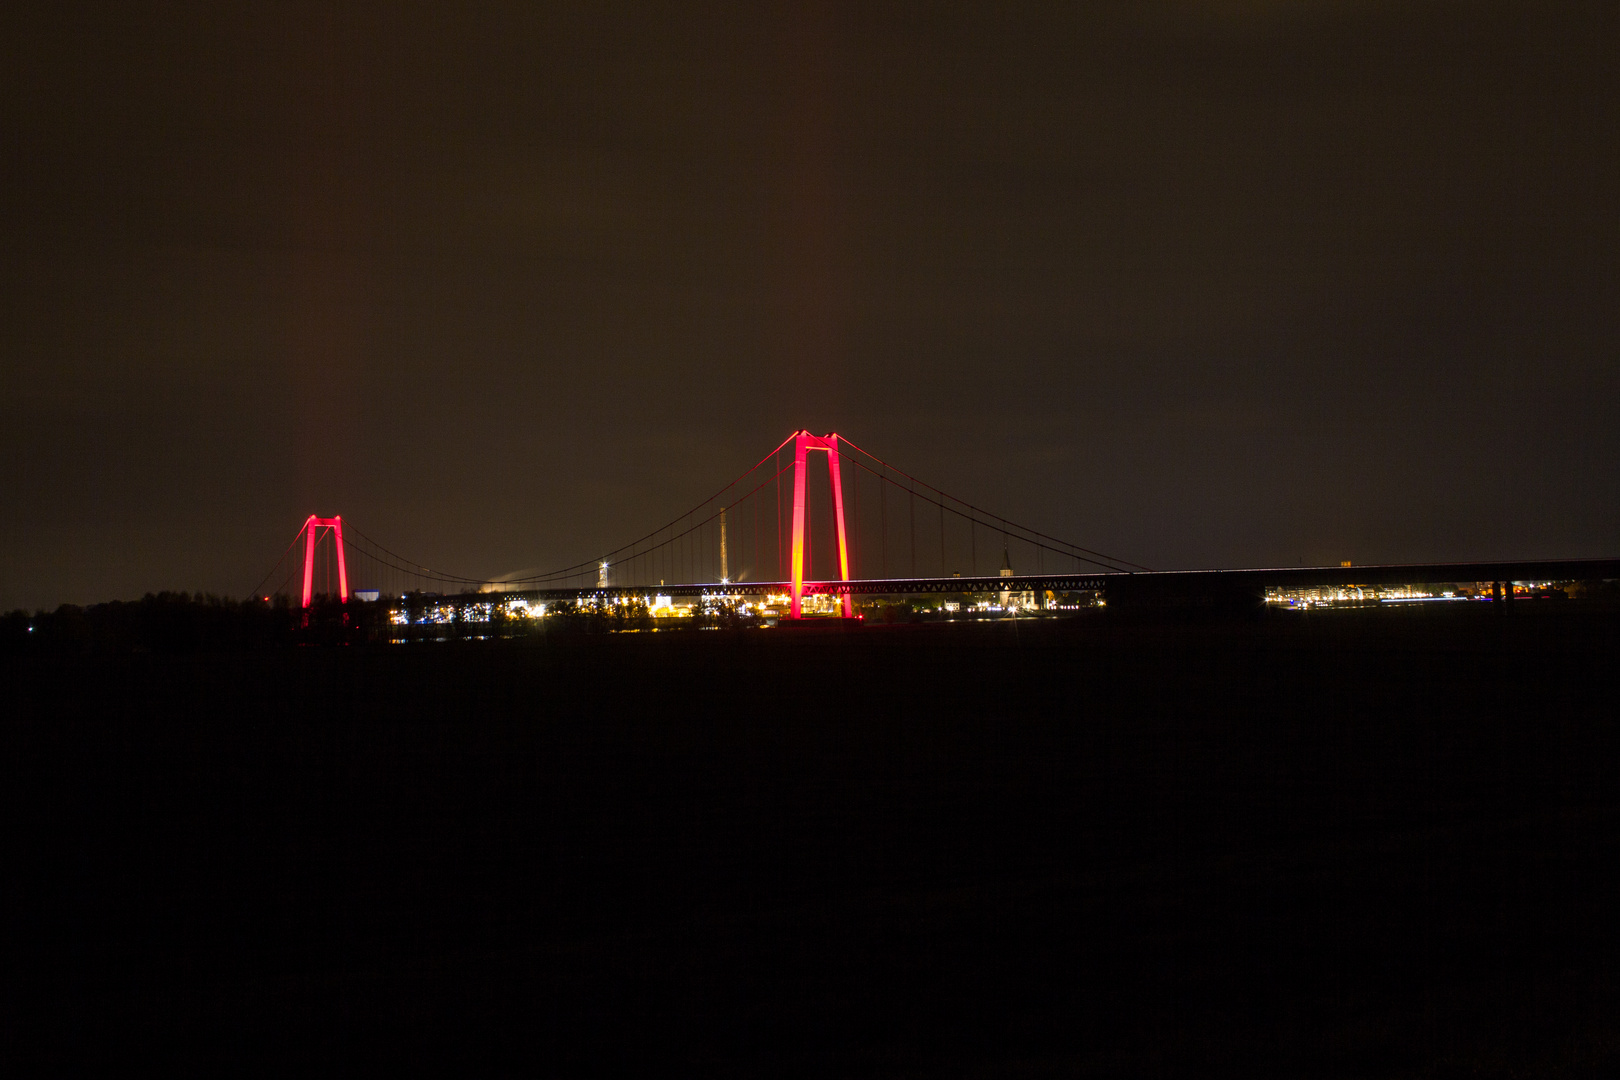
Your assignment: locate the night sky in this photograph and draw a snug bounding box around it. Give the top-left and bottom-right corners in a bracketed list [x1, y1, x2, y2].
[3, 2, 1616, 610]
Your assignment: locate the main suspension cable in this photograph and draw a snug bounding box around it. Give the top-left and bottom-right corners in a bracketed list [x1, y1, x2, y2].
[836, 435, 1150, 572]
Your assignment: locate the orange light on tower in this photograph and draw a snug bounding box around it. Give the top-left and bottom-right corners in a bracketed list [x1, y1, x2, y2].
[788, 431, 854, 619]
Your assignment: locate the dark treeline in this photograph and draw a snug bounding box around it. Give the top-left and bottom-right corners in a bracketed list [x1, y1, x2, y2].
[9, 584, 1620, 656]
[0, 593, 754, 654]
[1, 593, 307, 654]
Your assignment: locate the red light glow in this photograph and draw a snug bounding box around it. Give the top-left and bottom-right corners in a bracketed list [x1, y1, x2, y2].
[788, 432, 854, 619]
[300, 515, 350, 608]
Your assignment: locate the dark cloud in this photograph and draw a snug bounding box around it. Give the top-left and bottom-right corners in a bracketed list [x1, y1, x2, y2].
[2, 1, 1616, 607]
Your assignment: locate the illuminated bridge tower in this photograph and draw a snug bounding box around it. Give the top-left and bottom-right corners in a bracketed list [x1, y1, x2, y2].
[300, 515, 350, 608]
[789, 431, 855, 619]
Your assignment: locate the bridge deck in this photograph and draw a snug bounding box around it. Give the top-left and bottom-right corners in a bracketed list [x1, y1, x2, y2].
[423, 557, 1620, 604]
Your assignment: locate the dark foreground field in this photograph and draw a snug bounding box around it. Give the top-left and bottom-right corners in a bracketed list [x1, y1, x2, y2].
[5, 607, 1619, 1075]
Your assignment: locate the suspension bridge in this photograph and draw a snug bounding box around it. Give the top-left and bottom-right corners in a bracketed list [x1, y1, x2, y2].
[254, 430, 1620, 622]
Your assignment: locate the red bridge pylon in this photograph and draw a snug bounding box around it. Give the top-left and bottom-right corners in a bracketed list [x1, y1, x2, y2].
[789, 431, 854, 619]
[300, 515, 349, 608]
